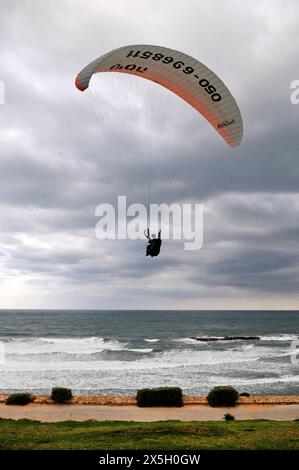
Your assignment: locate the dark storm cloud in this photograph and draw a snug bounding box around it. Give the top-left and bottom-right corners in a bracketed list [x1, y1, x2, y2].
[197, 244, 296, 284]
[1, 0, 299, 307]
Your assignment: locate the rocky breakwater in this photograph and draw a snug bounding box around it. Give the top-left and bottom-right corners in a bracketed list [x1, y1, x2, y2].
[190, 336, 260, 342]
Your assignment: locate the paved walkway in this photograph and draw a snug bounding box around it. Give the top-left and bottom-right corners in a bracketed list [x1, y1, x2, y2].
[0, 403, 299, 422]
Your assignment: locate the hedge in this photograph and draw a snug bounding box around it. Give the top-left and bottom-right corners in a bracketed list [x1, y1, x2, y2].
[5, 393, 34, 405]
[136, 387, 183, 407]
[50, 387, 73, 403]
[206, 386, 239, 407]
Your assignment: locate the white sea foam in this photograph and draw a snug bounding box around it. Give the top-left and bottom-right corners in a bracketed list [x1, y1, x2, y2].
[228, 375, 299, 386]
[1, 343, 283, 372]
[172, 337, 200, 344]
[0, 333, 297, 394]
[260, 335, 298, 342]
[127, 348, 153, 353]
[2, 336, 126, 355]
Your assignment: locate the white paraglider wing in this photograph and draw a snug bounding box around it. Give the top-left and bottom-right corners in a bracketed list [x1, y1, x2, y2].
[76, 44, 243, 147]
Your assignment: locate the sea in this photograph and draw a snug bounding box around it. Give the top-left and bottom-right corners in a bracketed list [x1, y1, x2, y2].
[0, 310, 298, 396]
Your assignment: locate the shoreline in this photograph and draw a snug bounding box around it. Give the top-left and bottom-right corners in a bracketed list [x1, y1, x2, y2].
[1, 394, 299, 406]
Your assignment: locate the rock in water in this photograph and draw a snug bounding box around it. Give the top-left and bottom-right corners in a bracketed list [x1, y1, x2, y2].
[190, 335, 260, 342]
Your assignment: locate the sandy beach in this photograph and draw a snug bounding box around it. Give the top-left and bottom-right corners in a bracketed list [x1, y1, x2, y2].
[1, 395, 299, 422]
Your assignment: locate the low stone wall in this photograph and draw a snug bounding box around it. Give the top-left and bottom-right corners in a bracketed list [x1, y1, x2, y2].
[1, 393, 299, 406]
[0, 394, 136, 405]
[184, 395, 299, 405]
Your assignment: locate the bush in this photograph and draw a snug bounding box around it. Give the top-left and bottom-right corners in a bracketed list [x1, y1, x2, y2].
[51, 387, 73, 403]
[206, 386, 239, 407]
[224, 413, 235, 421]
[136, 387, 183, 407]
[5, 393, 34, 405]
[239, 392, 250, 397]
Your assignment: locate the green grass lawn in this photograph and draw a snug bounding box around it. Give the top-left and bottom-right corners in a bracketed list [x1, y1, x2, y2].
[0, 419, 298, 450]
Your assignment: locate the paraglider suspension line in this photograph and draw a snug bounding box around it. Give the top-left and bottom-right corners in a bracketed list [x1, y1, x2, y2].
[148, 151, 152, 218]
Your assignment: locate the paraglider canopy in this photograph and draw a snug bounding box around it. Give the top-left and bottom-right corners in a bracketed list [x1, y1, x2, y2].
[75, 44, 243, 147]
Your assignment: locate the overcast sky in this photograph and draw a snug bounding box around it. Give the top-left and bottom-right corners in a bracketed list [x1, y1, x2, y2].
[1, 0, 299, 309]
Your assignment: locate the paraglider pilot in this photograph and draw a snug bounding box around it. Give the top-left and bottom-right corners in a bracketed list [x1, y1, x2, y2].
[144, 229, 162, 257]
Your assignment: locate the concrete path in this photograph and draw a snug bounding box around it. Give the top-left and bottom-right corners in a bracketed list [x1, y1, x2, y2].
[0, 403, 299, 422]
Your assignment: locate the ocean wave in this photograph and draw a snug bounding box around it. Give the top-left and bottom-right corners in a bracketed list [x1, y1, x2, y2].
[172, 337, 200, 344]
[144, 339, 159, 343]
[144, 347, 270, 367]
[127, 348, 153, 353]
[260, 335, 298, 342]
[1, 345, 280, 372]
[1, 370, 297, 396]
[1, 336, 126, 355]
[231, 374, 299, 386]
[2, 335, 291, 366]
